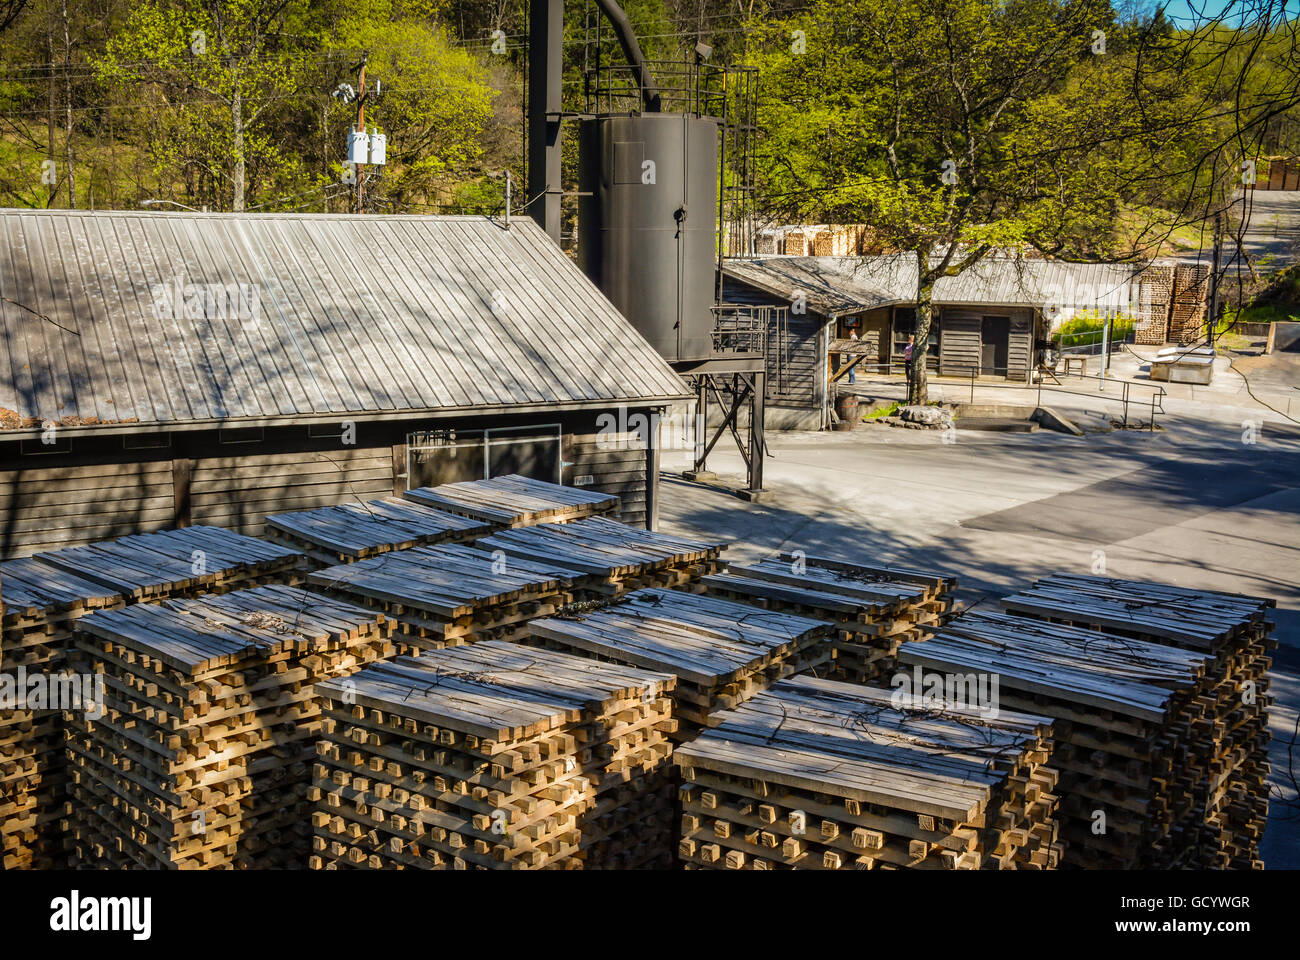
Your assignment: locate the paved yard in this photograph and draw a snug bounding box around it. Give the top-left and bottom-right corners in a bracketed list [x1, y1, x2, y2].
[659, 414, 1300, 867]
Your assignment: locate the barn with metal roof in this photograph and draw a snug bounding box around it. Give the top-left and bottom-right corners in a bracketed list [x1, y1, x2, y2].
[720, 253, 1150, 427]
[0, 209, 689, 556]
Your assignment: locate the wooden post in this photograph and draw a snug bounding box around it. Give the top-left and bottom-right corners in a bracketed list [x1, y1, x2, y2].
[645, 407, 661, 531]
[172, 457, 193, 528]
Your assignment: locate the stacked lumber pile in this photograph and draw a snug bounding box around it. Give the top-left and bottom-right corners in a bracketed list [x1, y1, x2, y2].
[308, 641, 677, 869]
[403, 474, 619, 527]
[528, 588, 834, 740]
[1, 558, 123, 869]
[1001, 574, 1274, 868]
[65, 585, 395, 868]
[693, 553, 959, 683]
[1136, 265, 1173, 344]
[33, 525, 307, 601]
[307, 544, 583, 652]
[1169, 264, 1210, 345]
[675, 675, 1061, 870]
[898, 611, 1224, 868]
[477, 516, 726, 599]
[265, 497, 491, 566]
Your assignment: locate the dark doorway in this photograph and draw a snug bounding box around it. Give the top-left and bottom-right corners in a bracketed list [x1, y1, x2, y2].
[981, 316, 1010, 376]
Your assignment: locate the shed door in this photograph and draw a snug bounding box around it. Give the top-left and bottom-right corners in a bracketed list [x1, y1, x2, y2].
[981, 316, 1010, 376]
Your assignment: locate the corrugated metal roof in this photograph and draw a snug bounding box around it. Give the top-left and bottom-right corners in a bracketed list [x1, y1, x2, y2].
[723, 254, 1146, 315]
[722, 256, 916, 317]
[0, 210, 689, 431]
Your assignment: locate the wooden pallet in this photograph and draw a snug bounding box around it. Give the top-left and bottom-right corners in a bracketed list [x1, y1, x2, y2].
[693, 553, 959, 684]
[476, 516, 727, 599]
[306, 544, 585, 651]
[999, 574, 1274, 869]
[264, 497, 492, 566]
[675, 676, 1062, 870]
[64, 584, 395, 869]
[308, 642, 677, 869]
[528, 587, 834, 739]
[402, 474, 619, 527]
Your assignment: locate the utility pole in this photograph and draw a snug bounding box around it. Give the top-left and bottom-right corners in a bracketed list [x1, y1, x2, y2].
[355, 53, 368, 214]
[1207, 210, 1223, 351]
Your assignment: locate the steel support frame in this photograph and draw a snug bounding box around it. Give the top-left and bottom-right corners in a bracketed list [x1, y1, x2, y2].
[685, 366, 765, 498]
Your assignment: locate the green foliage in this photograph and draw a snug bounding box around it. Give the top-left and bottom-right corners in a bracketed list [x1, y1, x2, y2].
[1053, 314, 1137, 345]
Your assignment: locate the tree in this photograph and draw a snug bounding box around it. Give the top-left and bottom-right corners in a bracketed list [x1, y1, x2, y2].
[95, 0, 317, 211]
[745, 0, 1299, 403]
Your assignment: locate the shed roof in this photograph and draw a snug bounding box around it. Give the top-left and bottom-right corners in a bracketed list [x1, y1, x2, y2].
[0, 210, 688, 433]
[722, 254, 1147, 316]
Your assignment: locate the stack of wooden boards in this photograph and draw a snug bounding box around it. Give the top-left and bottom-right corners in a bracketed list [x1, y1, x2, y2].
[1169, 263, 1210, 345]
[528, 588, 834, 739]
[403, 474, 619, 527]
[694, 553, 958, 683]
[1000, 574, 1273, 869]
[309, 641, 677, 869]
[675, 675, 1062, 869]
[1, 558, 123, 869]
[33, 525, 307, 601]
[307, 544, 583, 651]
[65, 585, 395, 869]
[1136, 264, 1174, 345]
[478, 517, 726, 598]
[898, 611, 1219, 869]
[264, 497, 491, 566]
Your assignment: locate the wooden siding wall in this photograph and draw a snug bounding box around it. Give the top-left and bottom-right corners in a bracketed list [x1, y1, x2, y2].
[189, 448, 394, 536]
[721, 277, 826, 408]
[939, 312, 982, 375]
[0, 410, 658, 559]
[0, 459, 173, 555]
[1008, 313, 1033, 382]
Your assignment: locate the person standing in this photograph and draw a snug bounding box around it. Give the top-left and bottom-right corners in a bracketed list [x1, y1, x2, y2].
[847, 327, 860, 384]
[903, 334, 915, 382]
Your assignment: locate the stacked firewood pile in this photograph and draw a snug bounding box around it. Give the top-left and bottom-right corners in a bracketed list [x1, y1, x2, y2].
[527, 587, 834, 740]
[65, 585, 394, 868]
[676, 676, 1062, 870]
[898, 610, 1225, 868]
[1001, 574, 1273, 868]
[694, 553, 959, 683]
[309, 641, 677, 869]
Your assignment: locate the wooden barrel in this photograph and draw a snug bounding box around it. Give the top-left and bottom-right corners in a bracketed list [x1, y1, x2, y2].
[835, 392, 859, 428]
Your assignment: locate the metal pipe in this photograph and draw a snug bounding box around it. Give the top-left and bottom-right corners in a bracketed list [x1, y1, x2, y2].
[592, 0, 662, 111]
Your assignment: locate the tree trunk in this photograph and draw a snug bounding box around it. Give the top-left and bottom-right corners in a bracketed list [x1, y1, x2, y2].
[909, 252, 934, 405]
[231, 79, 245, 212]
[60, 0, 74, 208]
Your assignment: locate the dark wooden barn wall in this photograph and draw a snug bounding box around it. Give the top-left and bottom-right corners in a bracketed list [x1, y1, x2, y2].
[721, 277, 825, 407]
[0, 409, 657, 558]
[1008, 312, 1034, 383]
[938, 311, 982, 376]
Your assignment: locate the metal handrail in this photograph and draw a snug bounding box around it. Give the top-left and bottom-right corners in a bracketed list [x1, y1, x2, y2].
[839, 362, 1168, 431]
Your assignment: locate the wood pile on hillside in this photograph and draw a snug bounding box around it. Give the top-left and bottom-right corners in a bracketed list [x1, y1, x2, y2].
[65, 585, 395, 868]
[308, 641, 677, 869]
[1136, 265, 1173, 345]
[265, 497, 491, 566]
[898, 611, 1222, 868]
[307, 544, 582, 651]
[675, 675, 1061, 870]
[403, 474, 619, 527]
[477, 517, 726, 598]
[1001, 574, 1273, 868]
[1169, 264, 1210, 345]
[528, 588, 834, 740]
[693, 553, 958, 683]
[1, 558, 123, 868]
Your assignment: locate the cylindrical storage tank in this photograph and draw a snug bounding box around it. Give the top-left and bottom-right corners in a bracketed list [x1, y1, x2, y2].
[578, 113, 720, 364]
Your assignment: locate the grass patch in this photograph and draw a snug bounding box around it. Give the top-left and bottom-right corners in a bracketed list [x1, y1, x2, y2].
[1053, 313, 1138, 347]
[862, 402, 900, 420]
